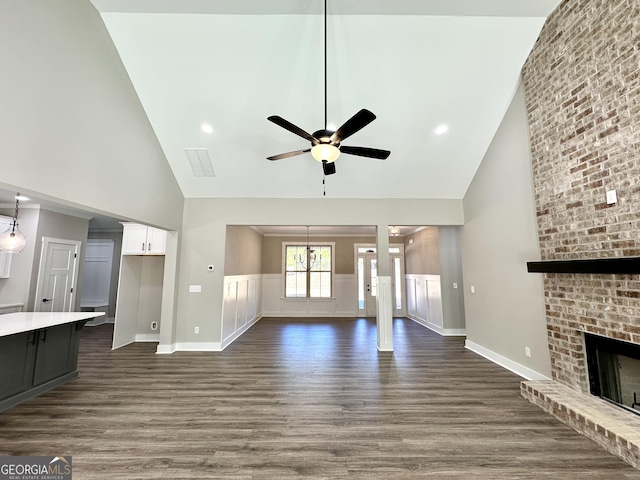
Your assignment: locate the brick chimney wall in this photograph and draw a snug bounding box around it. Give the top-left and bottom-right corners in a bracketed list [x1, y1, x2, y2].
[521, 0, 640, 391]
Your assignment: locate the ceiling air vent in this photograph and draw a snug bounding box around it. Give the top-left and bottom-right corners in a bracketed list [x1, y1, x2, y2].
[185, 148, 216, 177]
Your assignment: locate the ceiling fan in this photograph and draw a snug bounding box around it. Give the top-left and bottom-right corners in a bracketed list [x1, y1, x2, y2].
[267, 0, 390, 177]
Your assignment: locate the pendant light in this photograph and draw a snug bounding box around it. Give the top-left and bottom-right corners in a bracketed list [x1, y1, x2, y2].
[296, 226, 318, 272]
[0, 193, 27, 253]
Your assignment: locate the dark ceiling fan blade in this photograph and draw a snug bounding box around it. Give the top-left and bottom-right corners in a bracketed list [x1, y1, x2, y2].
[267, 149, 311, 161]
[330, 109, 376, 144]
[267, 116, 319, 143]
[340, 146, 390, 160]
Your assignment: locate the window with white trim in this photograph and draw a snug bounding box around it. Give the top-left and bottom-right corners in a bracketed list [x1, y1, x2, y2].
[284, 244, 332, 298]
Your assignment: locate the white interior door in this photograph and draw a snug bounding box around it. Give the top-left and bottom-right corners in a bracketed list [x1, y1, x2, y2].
[35, 238, 82, 312]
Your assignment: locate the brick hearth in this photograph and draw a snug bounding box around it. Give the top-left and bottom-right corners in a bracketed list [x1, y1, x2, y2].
[522, 381, 640, 468]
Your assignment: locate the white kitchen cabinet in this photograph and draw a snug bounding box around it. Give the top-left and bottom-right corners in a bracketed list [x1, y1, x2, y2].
[121, 223, 167, 256]
[0, 216, 13, 278]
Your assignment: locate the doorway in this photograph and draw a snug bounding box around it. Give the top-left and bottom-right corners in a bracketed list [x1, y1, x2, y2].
[34, 237, 82, 312]
[356, 244, 405, 317]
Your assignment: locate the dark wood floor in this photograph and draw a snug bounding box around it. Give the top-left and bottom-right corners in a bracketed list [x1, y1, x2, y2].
[1, 317, 639, 479]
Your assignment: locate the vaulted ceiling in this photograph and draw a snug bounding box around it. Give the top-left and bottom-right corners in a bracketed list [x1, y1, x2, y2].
[90, 0, 560, 199]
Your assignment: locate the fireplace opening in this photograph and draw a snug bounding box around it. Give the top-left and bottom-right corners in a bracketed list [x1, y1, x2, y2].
[585, 332, 640, 416]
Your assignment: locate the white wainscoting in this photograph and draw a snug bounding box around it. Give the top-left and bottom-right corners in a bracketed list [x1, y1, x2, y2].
[262, 274, 357, 317]
[405, 274, 449, 335]
[221, 274, 263, 350]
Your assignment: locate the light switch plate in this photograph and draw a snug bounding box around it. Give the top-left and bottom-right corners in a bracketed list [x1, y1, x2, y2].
[189, 285, 202, 293]
[606, 189, 617, 204]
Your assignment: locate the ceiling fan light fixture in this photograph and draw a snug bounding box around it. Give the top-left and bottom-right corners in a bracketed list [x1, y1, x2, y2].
[311, 143, 340, 163]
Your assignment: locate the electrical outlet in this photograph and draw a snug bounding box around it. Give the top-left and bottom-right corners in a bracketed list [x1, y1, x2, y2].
[525, 346, 531, 358]
[470, 286, 476, 294]
[606, 189, 617, 205]
[194, 326, 200, 335]
[151, 321, 158, 331]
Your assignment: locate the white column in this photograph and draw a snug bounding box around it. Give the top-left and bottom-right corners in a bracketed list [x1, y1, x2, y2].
[376, 224, 393, 351]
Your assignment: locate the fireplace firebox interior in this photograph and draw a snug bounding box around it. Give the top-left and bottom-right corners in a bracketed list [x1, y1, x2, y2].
[585, 332, 640, 415]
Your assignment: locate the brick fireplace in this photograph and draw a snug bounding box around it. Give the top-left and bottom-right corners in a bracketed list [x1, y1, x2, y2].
[519, 0, 640, 469]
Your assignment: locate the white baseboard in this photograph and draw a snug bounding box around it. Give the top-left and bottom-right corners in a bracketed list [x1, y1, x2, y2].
[135, 334, 160, 342]
[465, 340, 551, 381]
[442, 328, 466, 336]
[156, 344, 175, 354]
[221, 315, 261, 350]
[262, 311, 356, 318]
[174, 342, 222, 352]
[407, 314, 466, 336]
[85, 318, 107, 327]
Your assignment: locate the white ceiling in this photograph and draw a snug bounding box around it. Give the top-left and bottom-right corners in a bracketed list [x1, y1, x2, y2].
[90, 0, 560, 200]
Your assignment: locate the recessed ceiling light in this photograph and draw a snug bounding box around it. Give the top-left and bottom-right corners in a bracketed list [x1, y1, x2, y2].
[434, 124, 449, 135]
[201, 123, 214, 134]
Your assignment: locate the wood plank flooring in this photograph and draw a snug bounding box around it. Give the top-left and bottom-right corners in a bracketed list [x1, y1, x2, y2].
[1, 317, 640, 479]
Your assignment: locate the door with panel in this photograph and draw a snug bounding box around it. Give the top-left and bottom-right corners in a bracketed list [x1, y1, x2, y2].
[35, 238, 81, 312]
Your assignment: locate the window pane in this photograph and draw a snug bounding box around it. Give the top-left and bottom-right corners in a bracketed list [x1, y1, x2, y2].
[370, 259, 377, 297]
[286, 246, 307, 271]
[394, 257, 402, 309]
[358, 257, 365, 309]
[285, 271, 306, 298]
[310, 272, 331, 298]
[389, 247, 400, 254]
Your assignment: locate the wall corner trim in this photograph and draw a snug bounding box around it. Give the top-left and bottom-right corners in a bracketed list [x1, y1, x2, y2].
[156, 343, 176, 355]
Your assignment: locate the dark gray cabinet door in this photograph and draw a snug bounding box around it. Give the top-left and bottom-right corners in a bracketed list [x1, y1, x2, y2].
[32, 323, 76, 387]
[0, 332, 36, 401]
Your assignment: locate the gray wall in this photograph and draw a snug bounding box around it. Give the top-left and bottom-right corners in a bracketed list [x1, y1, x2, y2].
[28, 209, 90, 311]
[0, 1, 183, 230]
[177, 198, 463, 343]
[224, 226, 264, 276]
[461, 81, 551, 378]
[0, 207, 40, 308]
[404, 228, 440, 275]
[262, 235, 377, 275]
[438, 226, 466, 331]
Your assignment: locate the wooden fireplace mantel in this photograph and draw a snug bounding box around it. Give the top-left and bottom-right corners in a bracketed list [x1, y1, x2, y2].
[527, 257, 640, 274]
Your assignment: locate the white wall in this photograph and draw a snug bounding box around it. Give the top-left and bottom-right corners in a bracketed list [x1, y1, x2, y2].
[221, 274, 262, 350]
[262, 273, 357, 318]
[0, 1, 183, 230]
[173, 198, 463, 348]
[406, 274, 448, 334]
[461, 81, 551, 380]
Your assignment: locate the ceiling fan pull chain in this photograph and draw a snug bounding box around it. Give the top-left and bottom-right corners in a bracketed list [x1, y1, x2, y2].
[323, 174, 326, 196]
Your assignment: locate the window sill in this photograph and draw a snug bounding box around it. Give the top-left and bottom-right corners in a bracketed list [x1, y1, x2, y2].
[281, 297, 336, 301]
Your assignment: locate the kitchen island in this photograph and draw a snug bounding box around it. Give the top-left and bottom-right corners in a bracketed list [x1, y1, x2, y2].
[0, 311, 105, 412]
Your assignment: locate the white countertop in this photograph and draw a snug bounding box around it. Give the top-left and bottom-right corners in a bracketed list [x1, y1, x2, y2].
[0, 311, 105, 338]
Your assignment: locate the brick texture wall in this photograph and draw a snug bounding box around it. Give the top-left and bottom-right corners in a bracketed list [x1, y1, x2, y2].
[522, 0, 640, 391]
